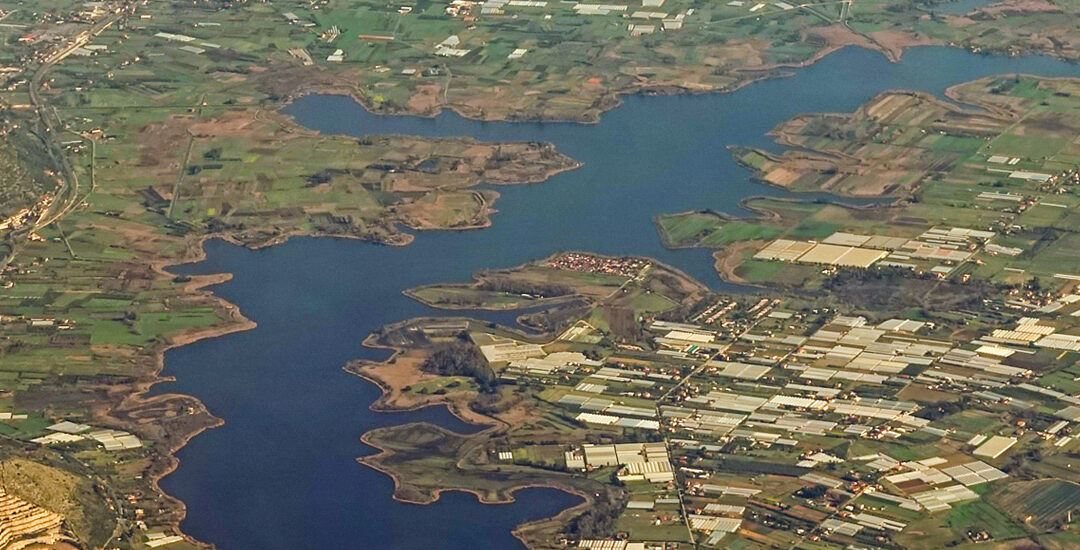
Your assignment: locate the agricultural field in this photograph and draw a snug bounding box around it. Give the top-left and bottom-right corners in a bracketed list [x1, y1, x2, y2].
[83, 105, 577, 246]
[5, 0, 1080, 124]
[0, 103, 578, 547]
[993, 479, 1080, 530]
[4, 0, 1080, 548]
[343, 236, 1080, 549]
[0, 2, 593, 544]
[659, 76, 1080, 293]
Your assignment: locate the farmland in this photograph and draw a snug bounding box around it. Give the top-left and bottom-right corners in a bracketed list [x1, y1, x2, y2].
[353, 249, 1080, 548]
[324, 76, 1080, 548]
[4, 0, 1080, 548]
[5, 0, 1080, 124]
[658, 76, 1080, 293]
[0, 1, 587, 544]
[993, 479, 1080, 529]
[0, 111, 578, 547]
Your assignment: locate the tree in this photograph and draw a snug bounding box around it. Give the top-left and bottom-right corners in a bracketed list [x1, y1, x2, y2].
[565, 488, 628, 538]
[421, 341, 493, 384]
[796, 484, 829, 499]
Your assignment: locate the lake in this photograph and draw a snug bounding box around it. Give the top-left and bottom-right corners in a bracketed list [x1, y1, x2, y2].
[158, 46, 1079, 549]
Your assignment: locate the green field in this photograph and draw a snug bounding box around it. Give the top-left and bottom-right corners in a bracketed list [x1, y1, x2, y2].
[994, 480, 1080, 531]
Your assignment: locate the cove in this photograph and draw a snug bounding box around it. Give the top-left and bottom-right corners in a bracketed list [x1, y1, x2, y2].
[157, 46, 1079, 549]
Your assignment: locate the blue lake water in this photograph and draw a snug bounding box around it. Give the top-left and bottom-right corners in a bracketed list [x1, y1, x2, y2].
[932, 0, 996, 14]
[157, 46, 1079, 549]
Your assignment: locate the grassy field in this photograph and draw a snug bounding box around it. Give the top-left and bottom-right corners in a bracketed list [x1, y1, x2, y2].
[945, 496, 1028, 540]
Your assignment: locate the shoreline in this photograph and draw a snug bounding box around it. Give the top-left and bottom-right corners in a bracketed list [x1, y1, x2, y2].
[345, 355, 503, 429]
[654, 79, 1053, 285]
[104, 232, 260, 549]
[655, 192, 900, 249]
[356, 422, 595, 549]
[95, 43, 1073, 549]
[392, 151, 584, 233]
[337, 252, 712, 545]
[356, 424, 590, 499]
[345, 337, 597, 548]
[278, 42, 951, 127]
[403, 283, 583, 312]
[123, 226, 574, 544]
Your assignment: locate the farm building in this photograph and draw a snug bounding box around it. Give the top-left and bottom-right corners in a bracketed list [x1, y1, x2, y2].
[972, 435, 1018, 459]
